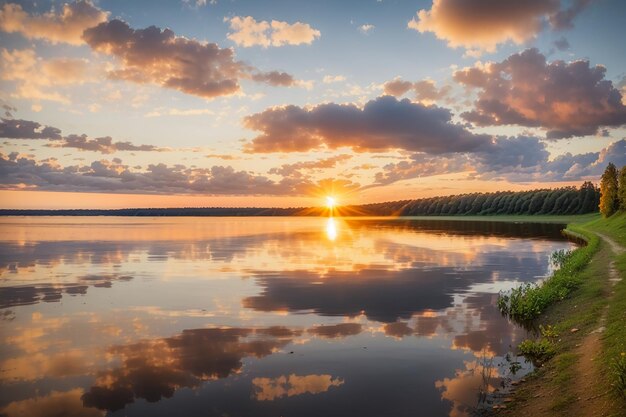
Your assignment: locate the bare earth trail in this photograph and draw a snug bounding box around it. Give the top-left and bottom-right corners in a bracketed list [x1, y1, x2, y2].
[571, 233, 623, 417]
[501, 231, 624, 417]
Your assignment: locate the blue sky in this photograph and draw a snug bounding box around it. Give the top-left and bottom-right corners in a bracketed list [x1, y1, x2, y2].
[1, 0, 625, 208]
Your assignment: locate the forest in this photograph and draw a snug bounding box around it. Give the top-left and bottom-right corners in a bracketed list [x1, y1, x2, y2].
[375, 181, 600, 217]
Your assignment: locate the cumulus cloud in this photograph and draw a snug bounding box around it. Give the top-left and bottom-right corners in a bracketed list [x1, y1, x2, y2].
[83, 19, 296, 99]
[0, 153, 360, 196]
[372, 136, 626, 185]
[243, 96, 491, 153]
[48, 135, 165, 154]
[454, 49, 626, 138]
[0, 1, 108, 45]
[408, 0, 592, 54]
[1, 48, 98, 103]
[383, 78, 451, 103]
[0, 118, 165, 153]
[250, 71, 296, 86]
[359, 24, 375, 34]
[322, 75, 346, 84]
[268, 155, 352, 177]
[0, 118, 62, 140]
[225, 16, 320, 47]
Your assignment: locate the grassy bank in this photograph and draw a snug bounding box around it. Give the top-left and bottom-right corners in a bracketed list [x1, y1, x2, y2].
[500, 212, 626, 416]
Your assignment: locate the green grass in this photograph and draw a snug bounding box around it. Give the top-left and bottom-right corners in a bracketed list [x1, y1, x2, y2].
[497, 226, 600, 321]
[586, 212, 626, 399]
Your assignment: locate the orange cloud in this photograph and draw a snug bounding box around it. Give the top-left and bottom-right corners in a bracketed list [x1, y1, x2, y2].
[225, 16, 320, 48]
[454, 48, 626, 138]
[408, 0, 592, 55]
[83, 19, 296, 99]
[0, 1, 108, 45]
[0, 48, 98, 103]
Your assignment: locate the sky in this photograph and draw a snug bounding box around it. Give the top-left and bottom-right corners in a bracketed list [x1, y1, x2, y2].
[0, 0, 625, 209]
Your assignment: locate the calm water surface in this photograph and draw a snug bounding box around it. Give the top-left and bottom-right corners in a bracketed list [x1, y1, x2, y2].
[0, 217, 575, 417]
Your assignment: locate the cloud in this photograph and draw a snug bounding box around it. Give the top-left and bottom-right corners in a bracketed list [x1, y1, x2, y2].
[243, 96, 491, 153]
[454, 49, 626, 138]
[250, 70, 296, 86]
[0, 1, 108, 45]
[372, 136, 626, 185]
[0, 118, 62, 140]
[48, 135, 165, 154]
[549, 0, 595, 30]
[322, 75, 346, 84]
[83, 19, 296, 99]
[408, 0, 592, 54]
[225, 16, 320, 47]
[1, 48, 98, 103]
[0, 118, 165, 154]
[553, 36, 570, 51]
[268, 155, 352, 177]
[359, 24, 375, 34]
[383, 78, 451, 103]
[0, 153, 360, 196]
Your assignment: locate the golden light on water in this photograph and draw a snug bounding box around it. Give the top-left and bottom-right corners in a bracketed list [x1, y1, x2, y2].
[326, 217, 337, 241]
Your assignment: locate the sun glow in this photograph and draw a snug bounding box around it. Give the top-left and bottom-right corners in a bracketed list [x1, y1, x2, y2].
[326, 196, 336, 209]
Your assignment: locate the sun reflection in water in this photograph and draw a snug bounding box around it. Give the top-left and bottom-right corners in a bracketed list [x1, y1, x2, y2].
[326, 217, 337, 241]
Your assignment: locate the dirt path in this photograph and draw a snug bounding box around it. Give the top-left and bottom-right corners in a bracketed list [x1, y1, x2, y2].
[569, 233, 624, 416]
[500, 231, 624, 417]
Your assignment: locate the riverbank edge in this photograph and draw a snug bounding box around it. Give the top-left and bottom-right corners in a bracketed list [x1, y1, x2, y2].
[497, 213, 626, 417]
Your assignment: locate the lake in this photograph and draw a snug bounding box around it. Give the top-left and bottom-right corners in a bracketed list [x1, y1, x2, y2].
[0, 217, 575, 417]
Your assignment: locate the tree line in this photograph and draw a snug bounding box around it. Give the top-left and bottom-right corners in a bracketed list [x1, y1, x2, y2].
[599, 162, 626, 217]
[356, 181, 600, 217]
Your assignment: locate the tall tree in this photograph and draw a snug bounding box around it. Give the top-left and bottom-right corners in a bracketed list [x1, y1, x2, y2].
[619, 166, 626, 212]
[599, 163, 619, 217]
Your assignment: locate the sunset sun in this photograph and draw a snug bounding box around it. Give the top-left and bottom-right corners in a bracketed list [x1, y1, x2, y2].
[326, 196, 337, 209]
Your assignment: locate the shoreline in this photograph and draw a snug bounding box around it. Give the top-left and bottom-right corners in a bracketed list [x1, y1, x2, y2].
[497, 213, 626, 416]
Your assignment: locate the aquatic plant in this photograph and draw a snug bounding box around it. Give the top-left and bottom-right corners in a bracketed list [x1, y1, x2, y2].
[497, 227, 599, 322]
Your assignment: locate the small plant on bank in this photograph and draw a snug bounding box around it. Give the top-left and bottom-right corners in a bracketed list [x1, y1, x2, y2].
[611, 353, 626, 398]
[550, 249, 573, 268]
[497, 228, 599, 322]
[518, 339, 557, 366]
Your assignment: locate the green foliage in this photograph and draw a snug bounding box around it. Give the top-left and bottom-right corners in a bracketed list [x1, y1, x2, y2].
[497, 227, 599, 322]
[539, 324, 559, 339]
[550, 249, 573, 268]
[619, 165, 626, 212]
[600, 162, 619, 217]
[518, 339, 557, 365]
[611, 353, 626, 398]
[394, 182, 599, 216]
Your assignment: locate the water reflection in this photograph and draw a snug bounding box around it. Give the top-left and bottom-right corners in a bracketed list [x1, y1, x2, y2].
[325, 217, 337, 241]
[252, 374, 344, 401]
[0, 217, 575, 417]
